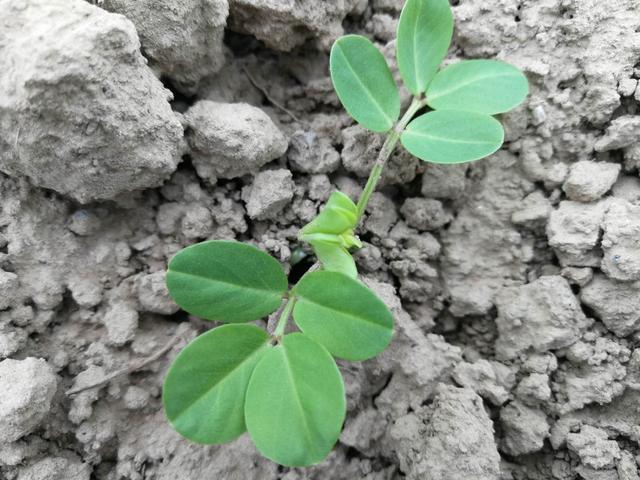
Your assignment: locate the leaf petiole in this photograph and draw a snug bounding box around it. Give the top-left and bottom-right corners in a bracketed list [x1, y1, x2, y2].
[355, 96, 428, 222]
[273, 297, 296, 339]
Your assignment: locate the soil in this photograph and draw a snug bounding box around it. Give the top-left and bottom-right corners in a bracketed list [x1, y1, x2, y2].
[1, 0, 640, 479]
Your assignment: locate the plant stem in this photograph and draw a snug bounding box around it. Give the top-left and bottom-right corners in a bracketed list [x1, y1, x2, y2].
[273, 297, 296, 338]
[289, 98, 427, 321]
[355, 96, 427, 222]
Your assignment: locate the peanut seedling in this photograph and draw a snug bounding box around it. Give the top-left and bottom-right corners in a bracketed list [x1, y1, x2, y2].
[162, 0, 528, 467]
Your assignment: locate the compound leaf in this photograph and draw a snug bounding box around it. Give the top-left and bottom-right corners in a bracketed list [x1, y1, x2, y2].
[396, 0, 453, 95]
[245, 333, 346, 467]
[330, 35, 400, 132]
[401, 110, 504, 164]
[293, 271, 393, 361]
[426, 59, 529, 114]
[163, 324, 270, 444]
[166, 240, 287, 323]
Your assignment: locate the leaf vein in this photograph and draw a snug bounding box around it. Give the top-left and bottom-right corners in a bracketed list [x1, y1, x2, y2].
[412, 2, 420, 92]
[169, 270, 282, 296]
[335, 44, 392, 128]
[172, 343, 267, 424]
[280, 347, 318, 457]
[428, 71, 520, 102]
[298, 297, 391, 330]
[405, 129, 496, 146]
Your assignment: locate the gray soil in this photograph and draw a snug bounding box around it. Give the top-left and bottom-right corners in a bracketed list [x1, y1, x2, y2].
[1, 0, 640, 478]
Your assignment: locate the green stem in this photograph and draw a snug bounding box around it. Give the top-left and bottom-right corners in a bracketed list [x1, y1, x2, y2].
[355, 96, 427, 222]
[273, 297, 296, 338]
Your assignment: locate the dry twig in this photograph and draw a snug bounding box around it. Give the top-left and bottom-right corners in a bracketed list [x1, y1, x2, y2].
[241, 65, 308, 126]
[66, 334, 183, 396]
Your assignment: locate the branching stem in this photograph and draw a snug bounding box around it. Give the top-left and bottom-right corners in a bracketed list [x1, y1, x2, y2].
[280, 98, 426, 338]
[355, 96, 427, 222]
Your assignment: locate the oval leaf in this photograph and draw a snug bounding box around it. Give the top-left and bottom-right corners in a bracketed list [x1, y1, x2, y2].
[293, 271, 393, 361]
[166, 240, 287, 323]
[330, 35, 400, 132]
[426, 60, 529, 114]
[396, 0, 453, 95]
[401, 110, 504, 164]
[245, 333, 346, 467]
[163, 324, 270, 444]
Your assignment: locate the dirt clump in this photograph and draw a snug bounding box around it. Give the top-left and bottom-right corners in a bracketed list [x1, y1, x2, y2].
[1, 0, 640, 478]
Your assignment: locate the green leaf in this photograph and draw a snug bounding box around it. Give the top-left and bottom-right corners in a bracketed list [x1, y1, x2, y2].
[401, 110, 504, 164]
[396, 0, 453, 95]
[163, 324, 270, 444]
[330, 35, 400, 132]
[293, 271, 393, 361]
[301, 191, 357, 236]
[245, 333, 346, 467]
[426, 60, 529, 114]
[309, 241, 357, 279]
[166, 240, 288, 323]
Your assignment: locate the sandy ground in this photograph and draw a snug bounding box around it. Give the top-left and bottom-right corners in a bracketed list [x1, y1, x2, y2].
[1, 0, 640, 478]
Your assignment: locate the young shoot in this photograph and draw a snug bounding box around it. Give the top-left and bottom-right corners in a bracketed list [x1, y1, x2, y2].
[162, 0, 528, 467]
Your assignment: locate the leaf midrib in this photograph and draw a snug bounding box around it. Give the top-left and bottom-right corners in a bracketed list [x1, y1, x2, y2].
[405, 129, 496, 146]
[428, 71, 520, 102]
[412, 1, 421, 92]
[297, 296, 391, 331]
[335, 43, 392, 128]
[169, 270, 282, 297]
[172, 342, 269, 424]
[280, 346, 319, 458]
